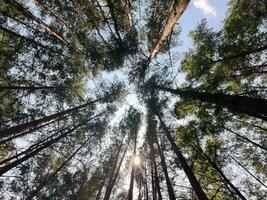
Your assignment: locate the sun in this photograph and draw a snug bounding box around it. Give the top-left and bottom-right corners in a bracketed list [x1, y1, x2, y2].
[133, 155, 141, 166]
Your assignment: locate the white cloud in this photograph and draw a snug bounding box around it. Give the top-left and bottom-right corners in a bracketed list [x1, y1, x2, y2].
[193, 0, 217, 17]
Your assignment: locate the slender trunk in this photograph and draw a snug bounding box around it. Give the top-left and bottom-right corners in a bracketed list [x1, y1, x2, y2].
[147, 135, 162, 200]
[155, 136, 176, 199]
[144, 162, 149, 200]
[0, 127, 74, 176]
[0, 85, 62, 91]
[155, 112, 208, 200]
[106, 0, 123, 42]
[0, 25, 61, 55]
[0, 117, 60, 145]
[224, 127, 267, 152]
[211, 44, 267, 64]
[103, 145, 128, 200]
[3, 0, 66, 43]
[127, 128, 138, 200]
[0, 95, 110, 139]
[153, 161, 162, 200]
[227, 153, 267, 189]
[104, 134, 127, 199]
[198, 147, 247, 200]
[150, 163, 156, 200]
[231, 117, 267, 132]
[25, 132, 95, 200]
[121, 0, 133, 27]
[0, 125, 67, 165]
[0, 113, 103, 176]
[154, 85, 267, 121]
[149, 0, 190, 59]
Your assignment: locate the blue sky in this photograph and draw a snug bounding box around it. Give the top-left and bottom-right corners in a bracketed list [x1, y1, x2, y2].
[179, 0, 229, 52]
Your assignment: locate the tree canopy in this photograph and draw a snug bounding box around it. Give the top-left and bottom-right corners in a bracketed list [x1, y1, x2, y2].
[0, 0, 266, 199]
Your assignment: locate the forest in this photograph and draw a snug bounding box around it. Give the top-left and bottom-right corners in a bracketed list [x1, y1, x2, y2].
[0, 0, 266, 199]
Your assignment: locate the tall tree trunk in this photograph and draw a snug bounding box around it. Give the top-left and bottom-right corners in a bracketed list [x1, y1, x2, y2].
[106, 0, 123, 43]
[149, 0, 190, 60]
[147, 134, 162, 200]
[153, 85, 267, 121]
[197, 147, 247, 200]
[154, 112, 208, 200]
[224, 127, 267, 152]
[0, 113, 102, 176]
[227, 153, 267, 189]
[3, 0, 67, 43]
[103, 145, 128, 200]
[155, 136, 176, 199]
[25, 132, 96, 200]
[0, 25, 61, 55]
[144, 162, 149, 200]
[127, 128, 138, 200]
[150, 162, 157, 200]
[0, 85, 62, 91]
[0, 95, 110, 139]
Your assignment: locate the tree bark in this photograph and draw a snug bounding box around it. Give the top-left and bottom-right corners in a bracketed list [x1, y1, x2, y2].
[154, 112, 208, 200]
[200, 150, 247, 200]
[0, 96, 110, 139]
[25, 132, 96, 200]
[149, 0, 190, 60]
[0, 85, 62, 91]
[224, 127, 267, 152]
[155, 136, 176, 199]
[3, 0, 66, 43]
[127, 127, 138, 200]
[227, 153, 267, 189]
[153, 85, 267, 121]
[0, 113, 103, 176]
[103, 145, 128, 200]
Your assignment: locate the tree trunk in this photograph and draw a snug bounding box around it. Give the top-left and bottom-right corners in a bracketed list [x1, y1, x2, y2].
[227, 153, 267, 189]
[25, 132, 96, 200]
[155, 112, 208, 200]
[154, 85, 267, 121]
[155, 136, 176, 199]
[0, 113, 102, 176]
[106, 0, 123, 42]
[149, 0, 190, 60]
[0, 85, 62, 91]
[198, 147, 247, 200]
[147, 135, 162, 200]
[127, 128, 138, 200]
[3, 0, 66, 43]
[224, 127, 267, 152]
[103, 145, 128, 200]
[0, 25, 61, 55]
[0, 96, 110, 139]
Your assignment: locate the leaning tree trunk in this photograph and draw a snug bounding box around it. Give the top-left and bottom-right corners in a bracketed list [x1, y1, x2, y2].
[227, 153, 267, 189]
[25, 132, 96, 200]
[149, 0, 190, 60]
[0, 95, 110, 139]
[147, 134, 162, 200]
[197, 147, 247, 200]
[153, 85, 267, 121]
[154, 112, 209, 200]
[155, 135, 176, 199]
[103, 145, 128, 200]
[224, 127, 267, 152]
[127, 129, 138, 200]
[3, 0, 66, 43]
[0, 113, 102, 176]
